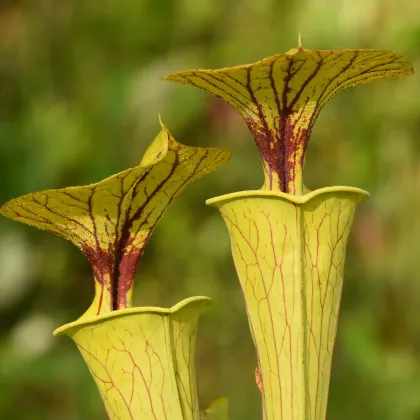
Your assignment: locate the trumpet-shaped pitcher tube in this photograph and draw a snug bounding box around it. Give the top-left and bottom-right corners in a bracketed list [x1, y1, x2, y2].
[207, 187, 369, 420]
[54, 296, 210, 420]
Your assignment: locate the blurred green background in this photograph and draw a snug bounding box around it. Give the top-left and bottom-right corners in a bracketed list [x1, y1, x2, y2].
[0, 0, 419, 419]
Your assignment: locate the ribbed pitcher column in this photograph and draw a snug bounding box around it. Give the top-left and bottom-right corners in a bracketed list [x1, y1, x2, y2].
[54, 297, 210, 420]
[207, 187, 368, 420]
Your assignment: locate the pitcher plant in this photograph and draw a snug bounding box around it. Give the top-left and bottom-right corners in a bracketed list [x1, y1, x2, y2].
[0, 119, 231, 420]
[165, 43, 413, 420]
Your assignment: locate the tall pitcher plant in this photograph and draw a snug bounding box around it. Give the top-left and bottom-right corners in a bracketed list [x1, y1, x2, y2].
[165, 45, 413, 420]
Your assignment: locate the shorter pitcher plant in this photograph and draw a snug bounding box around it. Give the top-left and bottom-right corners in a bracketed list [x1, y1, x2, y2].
[0, 42, 414, 420]
[0, 120, 231, 419]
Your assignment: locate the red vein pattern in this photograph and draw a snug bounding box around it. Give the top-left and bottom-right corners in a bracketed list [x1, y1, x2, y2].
[211, 188, 368, 420]
[0, 123, 230, 316]
[165, 48, 413, 195]
[60, 297, 209, 420]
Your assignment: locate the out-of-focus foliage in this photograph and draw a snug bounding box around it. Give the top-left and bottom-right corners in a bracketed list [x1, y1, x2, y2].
[202, 397, 229, 420]
[0, 1, 419, 419]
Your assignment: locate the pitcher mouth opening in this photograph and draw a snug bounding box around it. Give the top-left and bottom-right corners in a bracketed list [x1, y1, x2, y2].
[206, 186, 370, 207]
[53, 296, 211, 337]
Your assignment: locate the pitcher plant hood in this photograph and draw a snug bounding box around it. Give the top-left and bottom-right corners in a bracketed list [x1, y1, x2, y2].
[164, 45, 413, 195]
[0, 119, 231, 317]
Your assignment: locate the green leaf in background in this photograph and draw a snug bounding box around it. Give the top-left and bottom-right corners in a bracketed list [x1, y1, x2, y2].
[202, 397, 230, 420]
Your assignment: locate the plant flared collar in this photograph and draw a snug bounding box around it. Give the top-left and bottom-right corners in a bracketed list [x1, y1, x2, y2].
[0, 119, 230, 318]
[164, 44, 414, 195]
[53, 295, 211, 335]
